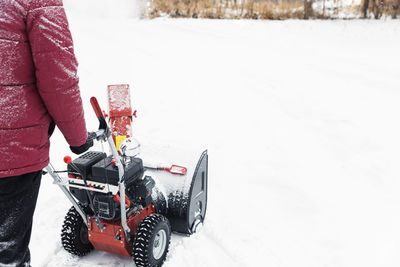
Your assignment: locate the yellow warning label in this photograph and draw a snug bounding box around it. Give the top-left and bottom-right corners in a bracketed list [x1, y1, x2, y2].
[116, 135, 127, 151]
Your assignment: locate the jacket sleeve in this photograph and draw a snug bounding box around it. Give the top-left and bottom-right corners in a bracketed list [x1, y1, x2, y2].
[26, 0, 87, 147]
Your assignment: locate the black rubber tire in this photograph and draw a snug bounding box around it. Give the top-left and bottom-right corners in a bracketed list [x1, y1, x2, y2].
[166, 190, 189, 233]
[61, 206, 93, 256]
[152, 187, 167, 216]
[133, 214, 171, 267]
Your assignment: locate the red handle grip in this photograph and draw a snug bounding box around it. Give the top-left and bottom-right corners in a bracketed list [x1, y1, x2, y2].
[90, 97, 104, 119]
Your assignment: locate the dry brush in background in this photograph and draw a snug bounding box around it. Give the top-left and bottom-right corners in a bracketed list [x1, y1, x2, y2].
[146, 0, 400, 19]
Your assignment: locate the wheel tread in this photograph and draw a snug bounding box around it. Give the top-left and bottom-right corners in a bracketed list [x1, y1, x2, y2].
[61, 206, 93, 256]
[133, 214, 171, 267]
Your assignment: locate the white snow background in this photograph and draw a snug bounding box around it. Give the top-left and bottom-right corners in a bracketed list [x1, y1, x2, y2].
[29, 1, 400, 267]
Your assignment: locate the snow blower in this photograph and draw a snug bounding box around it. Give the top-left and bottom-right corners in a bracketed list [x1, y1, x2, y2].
[45, 84, 208, 267]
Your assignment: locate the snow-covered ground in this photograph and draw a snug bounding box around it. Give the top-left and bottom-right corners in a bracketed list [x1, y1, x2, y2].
[30, 2, 400, 267]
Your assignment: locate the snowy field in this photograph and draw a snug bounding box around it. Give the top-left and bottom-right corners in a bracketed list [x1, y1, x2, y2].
[29, 2, 400, 267]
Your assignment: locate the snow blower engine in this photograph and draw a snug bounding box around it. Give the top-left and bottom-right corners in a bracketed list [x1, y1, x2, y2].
[45, 85, 208, 267]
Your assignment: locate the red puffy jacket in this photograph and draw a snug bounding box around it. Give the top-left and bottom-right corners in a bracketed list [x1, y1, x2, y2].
[0, 0, 87, 178]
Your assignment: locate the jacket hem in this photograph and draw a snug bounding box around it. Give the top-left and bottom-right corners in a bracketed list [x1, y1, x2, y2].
[0, 158, 49, 178]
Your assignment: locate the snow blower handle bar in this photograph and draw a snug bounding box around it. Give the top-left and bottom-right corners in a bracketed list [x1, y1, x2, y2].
[90, 96, 103, 119]
[90, 96, 109, 136]
[90, 96, 131, 238]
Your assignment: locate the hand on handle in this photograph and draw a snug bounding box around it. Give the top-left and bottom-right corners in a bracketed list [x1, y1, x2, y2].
[69, 132, 96, 155]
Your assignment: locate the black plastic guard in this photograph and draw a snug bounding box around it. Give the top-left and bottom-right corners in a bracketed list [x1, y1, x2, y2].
[167, 150, 208, 235]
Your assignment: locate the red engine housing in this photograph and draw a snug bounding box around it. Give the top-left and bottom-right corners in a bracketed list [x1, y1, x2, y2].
[88, 204, 156, 257]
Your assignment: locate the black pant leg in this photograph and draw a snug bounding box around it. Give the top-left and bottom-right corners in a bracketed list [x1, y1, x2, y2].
[0, 171, 42, 267]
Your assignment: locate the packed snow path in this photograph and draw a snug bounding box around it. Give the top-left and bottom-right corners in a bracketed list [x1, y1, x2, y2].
[30, 6, 400, 267]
